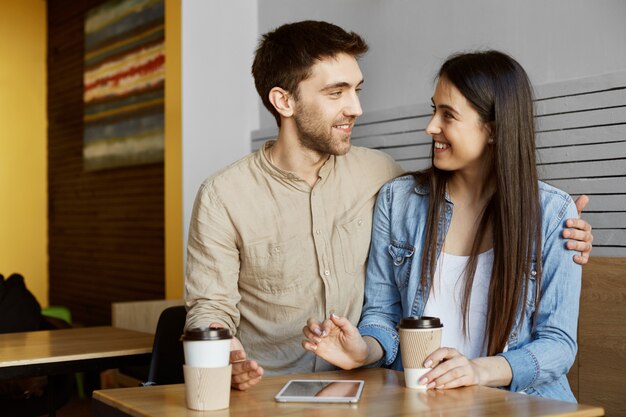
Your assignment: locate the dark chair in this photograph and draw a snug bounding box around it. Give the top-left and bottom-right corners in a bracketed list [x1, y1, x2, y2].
[143, 305, 187, 386]
[0, 274, 72, 416]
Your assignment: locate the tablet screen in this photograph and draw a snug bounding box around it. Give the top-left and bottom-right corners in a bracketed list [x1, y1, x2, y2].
[275, 379, 365, 403]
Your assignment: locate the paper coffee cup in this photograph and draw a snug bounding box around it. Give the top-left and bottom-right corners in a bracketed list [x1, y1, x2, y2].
[398, 316, 443, 389]
[181, 328, 233, 411]
[181, 327, 232, 368]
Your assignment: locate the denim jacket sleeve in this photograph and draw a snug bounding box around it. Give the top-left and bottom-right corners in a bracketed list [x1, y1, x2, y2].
[358, 182, 404, 366]
[498, 191, 582, 392]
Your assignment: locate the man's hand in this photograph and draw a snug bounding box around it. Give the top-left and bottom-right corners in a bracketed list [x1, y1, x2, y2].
[563, 195, 593, 265]
[209, 323, 263, 391]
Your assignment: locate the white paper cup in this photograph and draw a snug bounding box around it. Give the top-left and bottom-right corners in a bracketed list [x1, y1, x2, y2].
[398, 317, 443, 390]
[404, 367, 432, 389]
[181, 328, 232, 368]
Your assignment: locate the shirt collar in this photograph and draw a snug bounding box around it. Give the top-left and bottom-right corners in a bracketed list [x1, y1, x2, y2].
[258, 140, 301, 182]
[258, 140, 334, 191]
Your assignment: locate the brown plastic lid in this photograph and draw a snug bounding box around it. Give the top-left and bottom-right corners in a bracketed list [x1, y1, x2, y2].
[181, 327, 232, 341]
[398, 316, 443, 329]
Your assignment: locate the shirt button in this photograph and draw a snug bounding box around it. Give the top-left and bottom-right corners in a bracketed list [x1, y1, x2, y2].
[316, 229, 321, 235]
[357, 219, 363, 226]
[531, 270, 537, 276]
[396, 257, 402, 263]
[274, 247, 280, 253]
[324, 270, 330, 276]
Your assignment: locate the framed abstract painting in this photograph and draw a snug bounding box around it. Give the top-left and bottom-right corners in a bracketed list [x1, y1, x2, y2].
[83, 0, 165, 171]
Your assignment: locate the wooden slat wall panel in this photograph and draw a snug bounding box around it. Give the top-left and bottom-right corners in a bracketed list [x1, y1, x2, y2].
[534, 76, 626, 261]
[252, 71, 626, 257]
[47, 0, 164, 326]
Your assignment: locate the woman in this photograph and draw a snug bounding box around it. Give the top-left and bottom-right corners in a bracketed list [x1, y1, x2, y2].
[302, 50, 581, 402]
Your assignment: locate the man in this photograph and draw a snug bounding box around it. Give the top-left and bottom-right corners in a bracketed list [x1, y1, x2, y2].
[185, 20, 593, 391]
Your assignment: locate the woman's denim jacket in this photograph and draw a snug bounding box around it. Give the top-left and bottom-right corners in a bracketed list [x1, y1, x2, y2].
[358, 175, 581, 402]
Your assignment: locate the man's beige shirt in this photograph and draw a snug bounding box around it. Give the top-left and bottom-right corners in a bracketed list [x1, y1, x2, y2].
[185, 141, 403, 375]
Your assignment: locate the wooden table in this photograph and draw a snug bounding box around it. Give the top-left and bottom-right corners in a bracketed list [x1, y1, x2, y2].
[93, 368, 604, 417]
[0, 326, 153, 417]
[0, 326, 153, 380]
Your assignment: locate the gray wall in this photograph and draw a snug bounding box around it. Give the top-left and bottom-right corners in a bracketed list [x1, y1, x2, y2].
[182, 0, 626, 269]
[182, 0, 259, 257]
[258, 0, 626, 128]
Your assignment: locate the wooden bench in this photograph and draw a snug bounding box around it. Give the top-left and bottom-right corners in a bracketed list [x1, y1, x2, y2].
[252, 71, 626, 416]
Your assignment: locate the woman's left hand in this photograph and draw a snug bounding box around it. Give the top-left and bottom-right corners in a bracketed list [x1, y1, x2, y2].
[419, 348, 513, 389]
[419, 347, 481, 389]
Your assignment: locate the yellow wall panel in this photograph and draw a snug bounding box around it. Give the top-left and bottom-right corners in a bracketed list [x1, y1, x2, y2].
[0, 0, 48, 304]
[165, 0, 183, 299]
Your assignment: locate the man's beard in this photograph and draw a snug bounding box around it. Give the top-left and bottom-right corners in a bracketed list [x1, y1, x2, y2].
[294, 104, 353, 156]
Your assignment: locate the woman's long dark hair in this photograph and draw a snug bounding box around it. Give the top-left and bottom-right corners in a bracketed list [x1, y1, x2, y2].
[415, 50, 542, 356]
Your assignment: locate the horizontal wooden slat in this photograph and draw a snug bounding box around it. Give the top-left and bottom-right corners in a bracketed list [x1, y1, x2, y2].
[535, 88, 626, 116]
[534, 71, 626, 100]
[546, 177, 626, 194]
[536, 125, 626, 147]
[538, 159, 626, 180]
[587, 246, 626, 257]
[377, 144, 430, 161]
[352, 116, 429, 138]
[352, 130, 430, 148]
[354, 102, 430, 125]
[398, 159, 431, 172]
[589, 229, 626, 247]
[537, 106, 626, 132]
[582, 213, 626, 229]
[572, 194, 626, 212]
[537, 142, 626, 164]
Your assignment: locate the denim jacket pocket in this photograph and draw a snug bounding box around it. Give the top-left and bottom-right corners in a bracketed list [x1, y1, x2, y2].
[525, 260, 539, 311]
[388, 241, 415, 289]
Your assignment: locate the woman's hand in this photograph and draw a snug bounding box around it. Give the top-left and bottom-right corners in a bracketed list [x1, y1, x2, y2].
[302, 313, 369, 370]
[419, 347, 512, 389]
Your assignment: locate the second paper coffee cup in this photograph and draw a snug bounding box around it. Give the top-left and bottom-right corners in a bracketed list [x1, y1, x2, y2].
[181, 327, 232, 368]
[398, 316, 443, 389]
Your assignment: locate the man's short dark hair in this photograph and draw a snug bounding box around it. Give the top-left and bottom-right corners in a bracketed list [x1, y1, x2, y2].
[252, 20, 368, 126]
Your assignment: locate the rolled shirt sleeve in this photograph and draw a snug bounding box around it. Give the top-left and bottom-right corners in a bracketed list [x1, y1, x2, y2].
[185, 182, 241, 333]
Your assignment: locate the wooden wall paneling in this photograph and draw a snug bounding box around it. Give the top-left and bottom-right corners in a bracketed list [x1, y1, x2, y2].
[578, 257, 626, 416]
[567, 355, 579, 401]
[47, 0, 164, 326]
